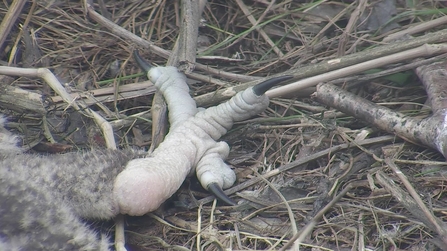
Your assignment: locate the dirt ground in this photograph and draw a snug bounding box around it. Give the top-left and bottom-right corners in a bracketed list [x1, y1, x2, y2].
[2, 0, 447, 250]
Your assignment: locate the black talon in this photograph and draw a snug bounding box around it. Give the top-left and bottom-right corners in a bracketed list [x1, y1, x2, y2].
[252, 75, 294, 96]
[207, 183, 236, 206]
[133, 50, 153, 72]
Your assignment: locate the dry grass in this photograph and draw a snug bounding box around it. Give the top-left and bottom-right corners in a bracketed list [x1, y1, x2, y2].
[1, 0, 447, 250]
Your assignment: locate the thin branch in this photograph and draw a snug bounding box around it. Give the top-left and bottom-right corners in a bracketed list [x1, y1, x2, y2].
[0, 66, 117, 149]
[314, 59, 447, 158]
[194, 30, 447, 106]
[235, 0, 283, 57]
[83, 1, 257, 82]
[376, 169, 447, 249]
[267, 44, 447, 97]
[0, 0, 27, 51]
[383, 15, 447, 42]
[195, 135, 395, 206]
[337, 0, 367, 56]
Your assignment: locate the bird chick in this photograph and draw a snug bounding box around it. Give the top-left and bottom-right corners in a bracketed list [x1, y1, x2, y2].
[0, 117, 143, 250]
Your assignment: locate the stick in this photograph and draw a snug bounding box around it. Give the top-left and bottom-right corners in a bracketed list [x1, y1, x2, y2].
[195, 32, 447, 106]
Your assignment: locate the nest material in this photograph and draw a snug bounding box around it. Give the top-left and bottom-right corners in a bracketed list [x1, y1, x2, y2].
[1, 0, 447, 250]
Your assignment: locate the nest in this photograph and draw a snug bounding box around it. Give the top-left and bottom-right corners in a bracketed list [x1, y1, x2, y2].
[1, 0, 447, 250]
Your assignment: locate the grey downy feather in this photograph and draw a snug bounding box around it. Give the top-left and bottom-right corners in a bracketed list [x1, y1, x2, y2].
[0, 119, 144, 250]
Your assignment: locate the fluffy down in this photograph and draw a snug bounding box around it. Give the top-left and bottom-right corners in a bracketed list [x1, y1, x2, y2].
[0, 119, 144, 250]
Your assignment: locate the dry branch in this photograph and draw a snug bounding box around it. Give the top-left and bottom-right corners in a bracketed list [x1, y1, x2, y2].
[83, 1, 258, 83]
[376, 158, 447, 249]
[0, 66, 117, 149]
[196, 135, 395, 205]
[195, 30, 447, 106]
[0, 83, 46, 114]
[383, 15, 447, 42]
[0, 0, 26, 50]
[2, 1, 447, 249]
[167, 0, 201, 70]
[235, 0, 283, 57]
[267, 43, 447, 98]
[314, 59, 447, 158]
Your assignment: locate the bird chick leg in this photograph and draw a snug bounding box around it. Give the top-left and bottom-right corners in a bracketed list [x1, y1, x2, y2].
[113, 52, 292, 215]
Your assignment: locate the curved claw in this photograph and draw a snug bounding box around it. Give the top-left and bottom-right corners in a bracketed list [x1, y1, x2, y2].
[133, 50, 153, 72]
[207, 183, 236, 206]
[252, 75, 293, 96]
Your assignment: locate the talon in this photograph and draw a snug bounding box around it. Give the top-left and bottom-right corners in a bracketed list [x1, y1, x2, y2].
[252, 75, 293, 96]
[133, 50, 153, 72]
[207, 183, 236, 206]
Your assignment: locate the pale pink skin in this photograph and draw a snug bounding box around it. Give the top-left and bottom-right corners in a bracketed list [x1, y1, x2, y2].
[113, 67, 269, 216]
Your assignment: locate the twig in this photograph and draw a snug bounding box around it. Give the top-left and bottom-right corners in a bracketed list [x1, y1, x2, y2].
[358, 213, 365, 251]
[328, 53, 447, 85]
[124, 230, 190, 251]
[0, 0, 27, 51]
[50, 81, 156, 104]
[0, 66, 117, 149]
[314, 59, 447, 158]
[8, 1, 38, 66]
[256, 172, 299, 250]
[267, 43, 447, 97]
[150, 0, 204, 151]
[167, 0, 201, 71]
[416, 61, 447, 113]
[235, 0, 283, 57]
[385, 158, 447, 239]
[82, 0, 169, 58]
[0, 83, 46, 114]
[109, 111, 152, 129]
[196, 203, 203, 251]
[0, 67, 79, 110]
[194, 30, 447, 106]
[279, 181, 366, 251]
[383, 15, 447, 42]
[114, 214, 126, 251]
[83, 1, 257, 83]
[376, 167, 447, 249]
[195, 135, 395, 206]
[337, 0, 367, 56]
[147, 93, 167, 153]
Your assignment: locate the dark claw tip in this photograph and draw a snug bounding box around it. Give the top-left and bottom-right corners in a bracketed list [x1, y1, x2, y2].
[252, 75, 294, 96]
[207, 183, 236, 206]
[133, 50, 153, 73]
